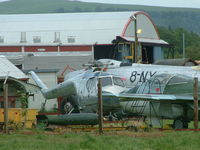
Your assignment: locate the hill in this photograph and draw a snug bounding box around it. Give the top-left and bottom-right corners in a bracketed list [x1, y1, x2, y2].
[0, 0, 200, 34]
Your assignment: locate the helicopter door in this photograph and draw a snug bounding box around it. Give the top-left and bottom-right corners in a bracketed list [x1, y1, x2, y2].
[86, 77, 97, 96]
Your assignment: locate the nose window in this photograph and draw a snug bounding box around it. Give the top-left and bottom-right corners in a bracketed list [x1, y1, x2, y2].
[113, 77, 125, 87]
[101, 77, 112, 87]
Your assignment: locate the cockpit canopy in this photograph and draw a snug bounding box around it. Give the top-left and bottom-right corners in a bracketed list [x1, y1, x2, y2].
[126, 73, 196, 95]
[101, 76, 125, 87]
[88, 71, 125, 88]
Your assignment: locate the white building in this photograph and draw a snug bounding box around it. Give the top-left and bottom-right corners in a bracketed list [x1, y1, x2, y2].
[0, 11, 168, 66]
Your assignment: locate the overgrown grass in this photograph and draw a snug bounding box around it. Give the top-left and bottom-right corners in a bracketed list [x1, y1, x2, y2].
[0, 130, 200, 150]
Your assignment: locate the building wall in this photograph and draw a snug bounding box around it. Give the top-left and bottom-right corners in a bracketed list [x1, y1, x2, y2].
[0, 12, 132, 45]
[153, 46, 164, 62]
[3, 45, 93, 71]
[23, 55, 93, 70]
[0, 45, 92, 53]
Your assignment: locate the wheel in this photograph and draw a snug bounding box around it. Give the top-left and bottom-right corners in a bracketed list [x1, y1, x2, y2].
[173, 119, 186, 129]
[173, 119, 184, 129]
[61, 99, 73, 114]
[173, 118, 189, 129]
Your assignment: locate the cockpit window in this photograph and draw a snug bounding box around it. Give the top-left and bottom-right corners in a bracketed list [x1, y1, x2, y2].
[101, 77, 112, 87]
[125, 85, 140, 94]
[168, 75, 189, 85]
[113, 77, 125, 87]
[86, 77, 97, 92]
[150, 74, 172, 85]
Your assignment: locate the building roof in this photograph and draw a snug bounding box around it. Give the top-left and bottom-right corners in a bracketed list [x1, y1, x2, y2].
[18, 55, 92, 71]
[0, 11, 168, 46]
[154, 58, 198, 66]
[0, 55, 28, 79]
[0, 12, 131, 45]
[119, 36, 168, 46]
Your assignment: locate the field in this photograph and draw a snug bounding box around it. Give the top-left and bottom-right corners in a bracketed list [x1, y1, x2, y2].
[0, 129, 200, 150]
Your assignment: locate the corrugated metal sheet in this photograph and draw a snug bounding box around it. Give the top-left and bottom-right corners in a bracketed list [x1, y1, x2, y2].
[6, 51, 92, 70]
[120, 36, 168, 45]
[0, 55, 28, 79]
[22, 55, 92, 70]
[0, 12, 134, 45]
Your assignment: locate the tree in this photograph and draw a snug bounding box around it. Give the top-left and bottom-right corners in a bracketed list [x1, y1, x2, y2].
[158, 26, 200, 60]
[54, 8, 65, 13]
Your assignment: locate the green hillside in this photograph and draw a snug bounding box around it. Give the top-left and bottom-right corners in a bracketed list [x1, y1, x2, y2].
[1, 0, 200, 14]
[0, 0, 200, 34]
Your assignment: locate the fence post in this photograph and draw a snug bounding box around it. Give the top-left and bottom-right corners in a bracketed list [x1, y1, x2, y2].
[194, 77, 198, 130]
[98, 78, 103, 134]
[3, 84, 8, 134]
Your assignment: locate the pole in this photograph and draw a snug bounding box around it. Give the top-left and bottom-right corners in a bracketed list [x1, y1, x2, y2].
[134, 15, 137, 63]
[98, 78, 103, 134]
[3, 84, 8, 134]
[193, 77, 198, 130]
[182, 33, 185, 59]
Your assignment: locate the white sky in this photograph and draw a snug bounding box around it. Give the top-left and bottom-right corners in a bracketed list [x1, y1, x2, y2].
[80, 0, 200, 8]
[0, 0, 9, 2]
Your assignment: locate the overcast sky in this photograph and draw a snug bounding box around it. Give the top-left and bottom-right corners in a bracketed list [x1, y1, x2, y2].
[80, 0, 200, 8]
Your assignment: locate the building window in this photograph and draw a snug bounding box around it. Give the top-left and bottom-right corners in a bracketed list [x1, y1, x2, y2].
[67, 36, 75, 43]
[15, 64, 23, 70]
[0, 36, 4, 43]
[33, 36, 41, 43]
[20, 32, 27, 43]
[54, 32, 61, 43]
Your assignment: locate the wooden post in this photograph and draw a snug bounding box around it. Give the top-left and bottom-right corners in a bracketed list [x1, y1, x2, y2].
[134, 15, 137, 63]
[3, 84, 8, 134]
[193, 77, 198, 130]
[98, 78, 103, 134]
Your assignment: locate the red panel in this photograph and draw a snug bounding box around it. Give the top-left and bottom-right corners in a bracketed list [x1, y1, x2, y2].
[60, 46, 92, 52]
[25, 46, 57, 52]
[0, 45, 92, 52]
[0, 46, 21, 52]
[0, 96, 17, 108]
[0, 96, 17, 101]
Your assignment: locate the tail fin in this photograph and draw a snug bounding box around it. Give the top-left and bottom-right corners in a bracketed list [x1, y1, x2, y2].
[29, 71, 48, 90]
[29, 71, 76, 99]
[29, 71, 51, 99]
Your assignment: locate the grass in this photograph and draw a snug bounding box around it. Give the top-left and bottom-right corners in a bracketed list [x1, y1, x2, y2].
[0, 129, 200, 150]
